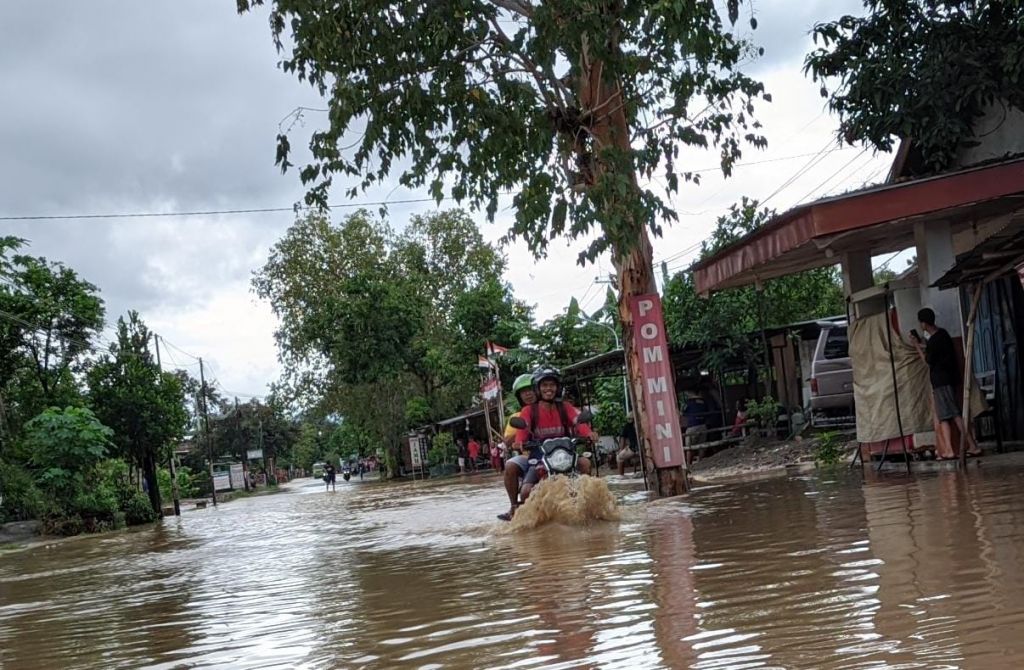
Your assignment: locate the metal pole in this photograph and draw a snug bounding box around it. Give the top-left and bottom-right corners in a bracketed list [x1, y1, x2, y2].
[880, 291, 910, 473]
[199, 358, 216, 506]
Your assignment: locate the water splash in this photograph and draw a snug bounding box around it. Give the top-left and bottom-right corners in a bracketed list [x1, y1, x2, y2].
[509, 474, 620, 530]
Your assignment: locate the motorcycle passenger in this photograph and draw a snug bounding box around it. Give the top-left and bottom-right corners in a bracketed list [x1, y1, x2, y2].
[498, 374, 538, 521]
[502, 367, 593, 521]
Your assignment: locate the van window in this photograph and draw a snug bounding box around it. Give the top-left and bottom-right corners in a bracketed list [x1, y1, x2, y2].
[823, 327, 849, 359]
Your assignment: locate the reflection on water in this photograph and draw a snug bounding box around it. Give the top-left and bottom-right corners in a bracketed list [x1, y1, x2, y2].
[3, 463, 1024, 669]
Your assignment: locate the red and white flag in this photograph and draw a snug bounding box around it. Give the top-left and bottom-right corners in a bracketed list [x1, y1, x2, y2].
[481, 377, 501, 400]
[477, 355, 495, 369]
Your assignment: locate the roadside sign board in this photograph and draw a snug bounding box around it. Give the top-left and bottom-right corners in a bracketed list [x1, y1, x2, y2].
[408, 434, 426, 468]
[246, 449, 264, 461]
[229, 463, 245, 489]
[629, 294, 685, 468]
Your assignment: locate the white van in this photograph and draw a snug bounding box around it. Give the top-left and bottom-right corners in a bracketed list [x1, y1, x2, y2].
[810, 321, 854, 421]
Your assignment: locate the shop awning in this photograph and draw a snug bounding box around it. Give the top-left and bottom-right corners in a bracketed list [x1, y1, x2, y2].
[692, 157, 1024, 294]
[933, 214, 1024, 289]
[436, 408, 485, 427]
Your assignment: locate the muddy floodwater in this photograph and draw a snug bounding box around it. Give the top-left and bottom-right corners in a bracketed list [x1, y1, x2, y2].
[3, 462, 1024, 669]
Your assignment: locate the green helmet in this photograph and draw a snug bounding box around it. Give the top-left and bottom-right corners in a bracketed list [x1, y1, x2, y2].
[512, 374, 534, 405]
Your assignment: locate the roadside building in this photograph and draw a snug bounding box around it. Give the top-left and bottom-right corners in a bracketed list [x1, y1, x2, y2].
[692, 130, 1024, 461]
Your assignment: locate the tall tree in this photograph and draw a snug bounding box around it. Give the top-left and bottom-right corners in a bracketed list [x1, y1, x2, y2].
[88, 312, 189, 515]
[256, 208, 530, 470]
[239, 0, 769, 495]
[805, 1, 1024, 173]
[0, 237, 104, 443]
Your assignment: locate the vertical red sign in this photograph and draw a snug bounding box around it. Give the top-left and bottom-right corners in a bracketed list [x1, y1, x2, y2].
[629, 294, 685, 468]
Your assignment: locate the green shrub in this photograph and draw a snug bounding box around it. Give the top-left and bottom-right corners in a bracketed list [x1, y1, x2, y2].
[72, 487, 123, 532]
[123, 491, 158, 526]
[23, 406, 112, 512]
[814, 431, 843, 467]
[427, 433, 456, 467]
[159, 466, 197, 501]
[745, 396, 779, 429]
[0, 459, 45, 523]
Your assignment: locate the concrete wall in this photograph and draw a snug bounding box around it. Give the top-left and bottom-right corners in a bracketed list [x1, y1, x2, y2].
[956, 102, 1024, 168]
[914, 220, 963, 337]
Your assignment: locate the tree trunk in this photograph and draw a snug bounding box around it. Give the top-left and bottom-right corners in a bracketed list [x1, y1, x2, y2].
[579, 45, 689, 497]
[142, 452, 163, 517]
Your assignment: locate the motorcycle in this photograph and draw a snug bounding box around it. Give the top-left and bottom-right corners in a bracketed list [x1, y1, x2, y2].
[342, 466, 352, 482]
[508, 409, 594, 485]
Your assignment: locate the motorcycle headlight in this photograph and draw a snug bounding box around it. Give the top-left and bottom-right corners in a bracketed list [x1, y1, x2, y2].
[546, 449, 575, 473]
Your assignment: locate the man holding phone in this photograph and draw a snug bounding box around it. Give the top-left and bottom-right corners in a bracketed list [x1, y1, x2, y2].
[911, 308, 981, 459]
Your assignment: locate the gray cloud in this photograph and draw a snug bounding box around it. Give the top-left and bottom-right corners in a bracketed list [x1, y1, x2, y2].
[0, 0, 883, 395]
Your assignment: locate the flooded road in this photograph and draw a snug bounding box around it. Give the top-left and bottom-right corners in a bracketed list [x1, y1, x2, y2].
[3, 462, 1024, 669]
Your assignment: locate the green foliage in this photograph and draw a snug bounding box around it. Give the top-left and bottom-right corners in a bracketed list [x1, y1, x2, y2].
[72, 486, 123, 532]
[814, 430, 843, 467]
[92, 458, 157, 527]
[23, 406, 112, 505]
[328, 420, 374, 459]
[665, 199, 844, 370]
[255, 209, 530, 475]
[806, 1, 1024, 173]
[427, 433, 456, 468]
[0, 458, 44, 523]
[210, 399, 299, 463]
[88, 312, 189, 515]
[121, 492, 158, 526]
[239, 0, 767, 264]
[591, 378, 627, 439]
[158, 466, 197, 502]
[0, 237, 104, 445]
[530, 297, 618, 367]
[404, 397, 432, 427]
[287, 423, 321, 471]
[745, 396, 778, 429]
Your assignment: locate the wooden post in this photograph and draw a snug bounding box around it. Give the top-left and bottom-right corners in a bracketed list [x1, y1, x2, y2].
[959, 283, 984, 468]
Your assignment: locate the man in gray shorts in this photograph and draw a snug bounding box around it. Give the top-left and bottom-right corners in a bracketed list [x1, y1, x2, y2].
[914, 308, 980, 459]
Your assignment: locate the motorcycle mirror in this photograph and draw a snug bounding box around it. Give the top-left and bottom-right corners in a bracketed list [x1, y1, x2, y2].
[576, 409, 594, 424]
[509, 416, 527, 429]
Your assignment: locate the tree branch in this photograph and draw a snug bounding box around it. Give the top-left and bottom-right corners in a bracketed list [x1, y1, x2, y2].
[486, 0, 534, 18]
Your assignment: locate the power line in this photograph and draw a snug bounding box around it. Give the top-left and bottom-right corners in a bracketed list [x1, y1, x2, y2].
[793, 148, 870, 205]
[0, 197, 440, 222]
[760, 139, 841, 207]
[159, 335, 200, 361]
[0, 149, 861, 224]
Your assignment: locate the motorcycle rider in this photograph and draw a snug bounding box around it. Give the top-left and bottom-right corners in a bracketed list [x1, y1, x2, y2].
[497, 374, 537, 521]
[498, 367, 593, 521]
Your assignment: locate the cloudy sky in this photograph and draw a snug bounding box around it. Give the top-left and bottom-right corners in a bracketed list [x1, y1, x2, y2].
[0, 0, 893, 399]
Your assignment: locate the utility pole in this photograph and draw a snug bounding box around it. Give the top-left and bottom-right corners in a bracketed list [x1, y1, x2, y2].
[235, 396, 249, 491]
[198, 357, 216, 506]
[154, 335, 181, 516]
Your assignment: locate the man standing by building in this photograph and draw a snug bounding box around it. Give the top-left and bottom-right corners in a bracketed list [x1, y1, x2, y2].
[913, 308, 981, 459]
